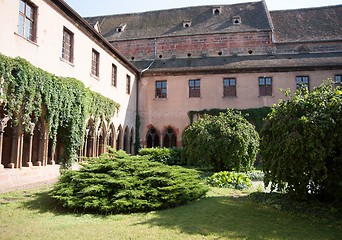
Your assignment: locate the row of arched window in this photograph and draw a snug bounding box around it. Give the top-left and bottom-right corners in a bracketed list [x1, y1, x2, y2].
[145, 127, 177, 148]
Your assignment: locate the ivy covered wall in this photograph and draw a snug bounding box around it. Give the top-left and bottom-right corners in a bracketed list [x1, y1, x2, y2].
[0, 54, 120, 165]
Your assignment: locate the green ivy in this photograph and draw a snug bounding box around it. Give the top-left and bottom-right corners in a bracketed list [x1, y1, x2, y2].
[188, 107, 271, 132]
[0, 54, 120, 166]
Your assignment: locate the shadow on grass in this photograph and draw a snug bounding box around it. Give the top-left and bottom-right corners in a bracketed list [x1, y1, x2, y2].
[19, 189, 108, 219]
[138, 195, 342, 240]
[20, 190, 72, 214]
[19, 189, 342, 239]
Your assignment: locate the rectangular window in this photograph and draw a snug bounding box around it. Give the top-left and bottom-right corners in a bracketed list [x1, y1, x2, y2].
[223, 78, 236, 97]
[18, 0, 36, 42]
[155, 80, 167, 98]
[258, 77, 272, 96]
[91, 49, 100, 77]
[334, 75, 341, 87]
[112, 64, 117, 87]
[126, 75, 131, 94]
[189, 79, 201, 98]
[296, 76, 309, 90]
[62, 27, 74, 63]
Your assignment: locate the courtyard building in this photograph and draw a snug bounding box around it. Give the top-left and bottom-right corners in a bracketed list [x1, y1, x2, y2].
[0, 0, 341, 177]
[86, 0, 342, 147]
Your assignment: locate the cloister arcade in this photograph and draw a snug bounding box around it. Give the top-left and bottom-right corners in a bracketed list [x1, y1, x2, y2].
[0, 109, 135, 169]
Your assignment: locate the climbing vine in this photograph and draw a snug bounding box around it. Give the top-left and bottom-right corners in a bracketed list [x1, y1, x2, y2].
[0, 54, 120, 166]
[188, 107, 271, 132]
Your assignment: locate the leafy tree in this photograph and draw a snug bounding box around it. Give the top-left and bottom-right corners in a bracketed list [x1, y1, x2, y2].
[183, 109, 259, 171]
[51, 151, 208, 214]
[261, 81, 342, 201]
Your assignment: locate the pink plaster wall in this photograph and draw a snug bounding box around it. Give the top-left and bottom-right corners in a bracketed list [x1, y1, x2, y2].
[139, 70, 339, 147]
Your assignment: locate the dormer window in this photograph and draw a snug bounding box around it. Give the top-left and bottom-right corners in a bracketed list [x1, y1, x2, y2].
[183, 20, 192, 28]
[233, 16, 241, 24]
[116, 24, 126, 33]
[94, 21, 101, 33]
[212, 7, 221, 15]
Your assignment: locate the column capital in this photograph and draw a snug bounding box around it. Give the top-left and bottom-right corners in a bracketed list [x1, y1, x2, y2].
[0, 116, 10, 132]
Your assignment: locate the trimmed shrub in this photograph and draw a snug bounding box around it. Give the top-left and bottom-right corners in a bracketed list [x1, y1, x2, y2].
[183, 109, 259, 171]
[169, 147, 186, 165]
[138, 147, 171, 164]
[206, 171, 252, 190]
[261, 81, 342, 201]
[138, 147, 186, 166]
[51, 151, 208, 214]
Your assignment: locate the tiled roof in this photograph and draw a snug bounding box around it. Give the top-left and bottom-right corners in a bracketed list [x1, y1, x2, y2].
[85, 1, 271, 41]
[270, 5, 342, 43]
[134, 52, 342, 74]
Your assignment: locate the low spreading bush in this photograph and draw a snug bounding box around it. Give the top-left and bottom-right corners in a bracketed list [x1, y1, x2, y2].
[206, 171, 252, 190]
[51, 151, 208, 214]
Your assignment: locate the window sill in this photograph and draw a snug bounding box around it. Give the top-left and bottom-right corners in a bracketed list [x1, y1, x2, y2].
[258, 95, 274, 98]
[154, 97, 168, 100]
[223, 96, 237, 99]
[14, 32, 39, 47]
[90, 73, 100, 81]
[60, 57, 75, 67]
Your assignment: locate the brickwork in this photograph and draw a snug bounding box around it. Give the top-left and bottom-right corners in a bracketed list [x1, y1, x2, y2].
[111, 31, 272, 60]
[275, 41, 342, 54]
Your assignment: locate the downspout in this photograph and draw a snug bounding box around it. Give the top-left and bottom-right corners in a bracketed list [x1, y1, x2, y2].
[135, 38, 157, 152]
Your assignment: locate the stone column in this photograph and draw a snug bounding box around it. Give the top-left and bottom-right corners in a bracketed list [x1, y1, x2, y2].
[25, 123, 35, 167]
[0, 116, 10, 169]
[96, 130, 100, 157]
[84, 128, 89, 157]
[159, 134, 163, 148]
[9, 124, 22, 169]
[42, 132, 50, 166]
[35, 124, 43, 166]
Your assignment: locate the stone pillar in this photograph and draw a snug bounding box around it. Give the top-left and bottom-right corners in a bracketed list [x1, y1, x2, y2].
[96, 131, 100, 157]
[119, 131, 124, 150]
[8, 124, 22, 169]
[0, 116, 10, 169]
[42, 132, 49, 166]
[159, 134, 164, 148]
[25, 123, 35, 167]
[84, 128, 89, 157]
[35, 124, 43, 166]
[112, 131, 117, 150]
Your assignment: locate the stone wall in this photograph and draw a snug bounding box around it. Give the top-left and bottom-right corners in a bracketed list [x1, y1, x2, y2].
[111, 31, 272, 60]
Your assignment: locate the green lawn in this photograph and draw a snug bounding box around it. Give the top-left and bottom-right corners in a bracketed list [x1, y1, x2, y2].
[0, 186, 341, 240]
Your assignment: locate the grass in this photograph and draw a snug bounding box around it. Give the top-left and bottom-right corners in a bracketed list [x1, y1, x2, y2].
[0, 185, 341, 240]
